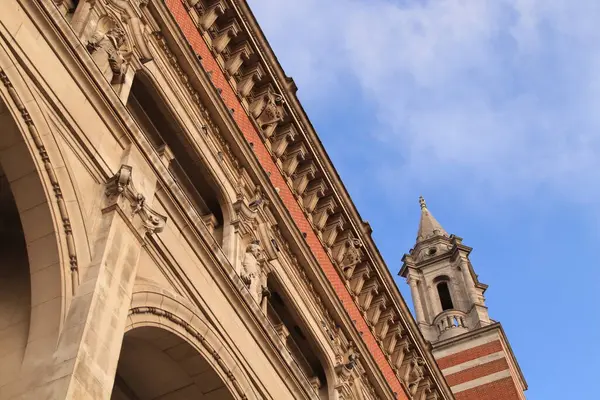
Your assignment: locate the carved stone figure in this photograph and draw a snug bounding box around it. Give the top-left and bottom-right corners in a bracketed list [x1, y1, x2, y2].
[407, 357, 426, 395]
[241, 240, 266, 303]
[87, 18, 130, 84]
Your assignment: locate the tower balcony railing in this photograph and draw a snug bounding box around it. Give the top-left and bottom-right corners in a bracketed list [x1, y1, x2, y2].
[433, 309, 468, 335]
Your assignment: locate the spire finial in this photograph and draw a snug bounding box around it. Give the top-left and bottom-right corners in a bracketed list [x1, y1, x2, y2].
[419, 195, 427, 210]
[416, 196, 448, 242]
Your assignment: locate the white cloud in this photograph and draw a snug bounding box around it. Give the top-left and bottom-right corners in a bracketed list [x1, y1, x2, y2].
[247, 0, 600, 205]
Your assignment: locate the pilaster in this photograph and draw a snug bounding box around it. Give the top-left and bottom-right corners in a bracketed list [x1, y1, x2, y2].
[22, 165, 166, 400]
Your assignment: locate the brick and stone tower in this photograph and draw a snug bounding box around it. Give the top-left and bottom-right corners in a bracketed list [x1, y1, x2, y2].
[400, 197, 527, 399]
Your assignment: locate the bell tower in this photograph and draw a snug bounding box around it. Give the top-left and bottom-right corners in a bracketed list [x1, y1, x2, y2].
[400, 197, 527, 399]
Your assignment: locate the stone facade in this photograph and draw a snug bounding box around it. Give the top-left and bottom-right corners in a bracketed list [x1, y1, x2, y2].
[0, 1, 458, 399]
[400, 198, 527, 399]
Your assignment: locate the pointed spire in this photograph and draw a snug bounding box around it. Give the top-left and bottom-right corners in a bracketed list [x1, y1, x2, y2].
[417, 196, 448, 242]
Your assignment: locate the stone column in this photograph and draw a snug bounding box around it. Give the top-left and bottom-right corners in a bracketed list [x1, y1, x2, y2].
[407, 276, 426, 324]
[27, 165, 166, 400]
[459, 258, 480, 306]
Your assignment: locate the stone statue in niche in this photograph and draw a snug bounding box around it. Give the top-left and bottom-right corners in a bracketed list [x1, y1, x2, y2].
[86, 17, 131, 84]
[241, 240, 267, 304]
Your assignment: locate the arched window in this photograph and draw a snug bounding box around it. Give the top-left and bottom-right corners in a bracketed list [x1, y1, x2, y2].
[127, 74, 225, 243]
[437, 281, 454, 311]
[265, 275, 329, 399]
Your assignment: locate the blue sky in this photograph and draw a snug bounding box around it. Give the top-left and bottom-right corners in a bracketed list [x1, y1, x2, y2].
[247, 0, 599, 398]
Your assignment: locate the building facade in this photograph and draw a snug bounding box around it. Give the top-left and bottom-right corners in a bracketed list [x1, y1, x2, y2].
[400, 198, 527, 399]
[0, 1, 522, 400]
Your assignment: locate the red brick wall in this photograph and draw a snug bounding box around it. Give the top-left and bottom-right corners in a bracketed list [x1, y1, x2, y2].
[445, 358, 508, 387]
[455, 377, 521, 400]
[436, 341, 524, 400]
[436, 340, 503, 370]
[164, 1, 408, 398]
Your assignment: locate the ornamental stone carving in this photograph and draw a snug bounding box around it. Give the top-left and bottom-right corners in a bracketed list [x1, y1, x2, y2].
[406, 357, 426, 396]
[250, 86, 285, 138]
[86, 16, 131, 84]
[105, 165, 167, 235]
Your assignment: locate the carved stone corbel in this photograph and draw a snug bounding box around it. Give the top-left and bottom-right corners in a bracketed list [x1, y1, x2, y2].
[193, 0, 227, 32]
[312, 195, 336, 232]
[231, 195, 259, 237]
[224, 41, 253, 77]
[236, 62, 265, 97]
[291, 161, 317, 197]
[391, 337, 410, 372]
[210, 19, 241, 54]
[281, 142, 307, 177]
[105, 165, 166, 235]
[357, 278, 379, 312]
[366, 294, 387, 327]
[302, 178, 327, 213]
[375, 309, 396, 342]
[349, 262, 371, 296]
[321, 213, 345, 248]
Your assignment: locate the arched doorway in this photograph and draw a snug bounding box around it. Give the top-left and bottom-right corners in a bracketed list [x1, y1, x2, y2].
[111, 326, 236, 400]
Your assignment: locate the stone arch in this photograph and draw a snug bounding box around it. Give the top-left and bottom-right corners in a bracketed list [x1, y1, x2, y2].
[0, 69, 70, 384]
[124, 285, 259, 400]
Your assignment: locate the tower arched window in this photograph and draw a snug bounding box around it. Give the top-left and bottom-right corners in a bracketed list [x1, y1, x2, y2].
[437, 281, 454, 311]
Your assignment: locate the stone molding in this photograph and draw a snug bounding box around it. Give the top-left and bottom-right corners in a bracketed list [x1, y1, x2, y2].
[0, 68, 79, 295]
[128, 286, 259, 400]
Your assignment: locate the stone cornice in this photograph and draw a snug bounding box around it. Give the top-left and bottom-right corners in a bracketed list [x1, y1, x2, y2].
[180, 0, 455, 397]
[148, 2, 395, 397]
